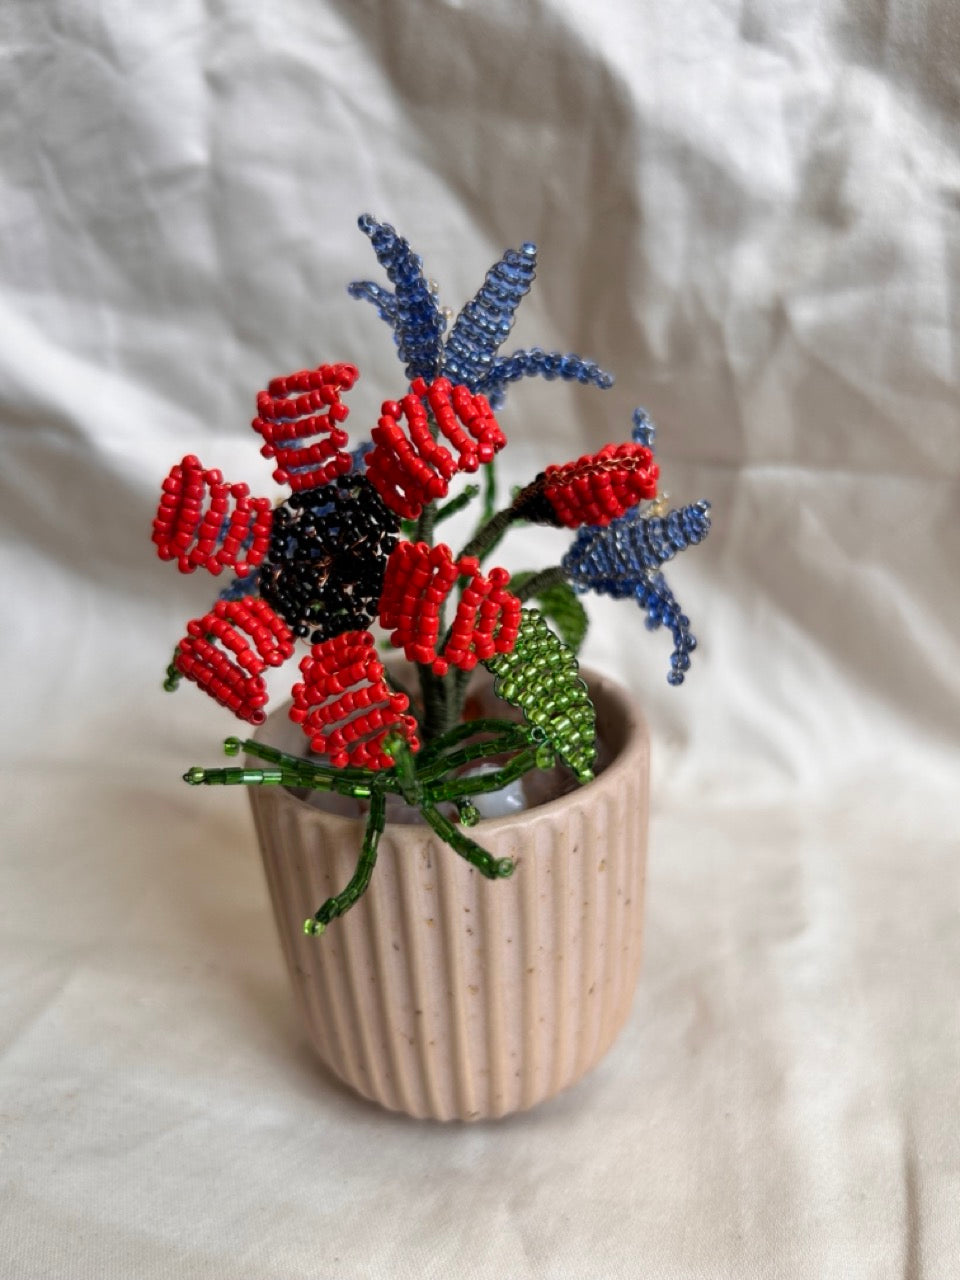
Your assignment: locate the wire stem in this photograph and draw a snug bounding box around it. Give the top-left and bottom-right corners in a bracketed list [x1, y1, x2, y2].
[513, 564, 569, 602]
[419, 804, 514, 880]
[458, 505, 519, 563]
[305, 789, 388, 934]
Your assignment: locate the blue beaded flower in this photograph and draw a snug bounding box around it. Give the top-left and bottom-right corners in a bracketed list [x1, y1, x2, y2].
[349, 214, 614, 408]
[561, 470, 711, 683]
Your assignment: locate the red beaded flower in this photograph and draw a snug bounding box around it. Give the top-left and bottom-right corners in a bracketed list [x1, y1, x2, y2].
[513, 442, 659, 528]
[290, 630, 420, 769]
[378, 541, 522, 676]
[154, 363, 513, 751]
[365, 376, 506, 520]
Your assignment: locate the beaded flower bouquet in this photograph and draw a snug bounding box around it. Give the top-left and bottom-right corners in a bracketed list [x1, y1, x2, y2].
[153, 214, 711, 944]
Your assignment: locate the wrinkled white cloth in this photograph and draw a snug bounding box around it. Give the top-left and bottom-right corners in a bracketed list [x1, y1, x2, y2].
[2, 2, 958, 1276]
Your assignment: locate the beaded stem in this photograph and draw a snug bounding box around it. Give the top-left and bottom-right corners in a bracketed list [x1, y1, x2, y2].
[418, 665, 448, 743]
[415, 731, 534, 784]
[419, 804, 514, 880]
[449, 666, 474, 725]
[411, 428, 446, 740]
[304, 789, 387, 935]
[458, 505, 519, 562]
[434, 484, 480, 525]
[427, 746, 540, 802]
[163, 647, 183, 692]
[512, 565, 568, 603]
[183, 766, 296, 787]
[481, 459, 498, 524]
[381, 732, 422, 807]
[416, 716, 527, 764]
[233, 737, 376, 796]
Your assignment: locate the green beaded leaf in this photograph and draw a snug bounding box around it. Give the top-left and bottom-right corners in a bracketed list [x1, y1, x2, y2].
[483, 608, 597, 782]
[508, 572, 588, 653]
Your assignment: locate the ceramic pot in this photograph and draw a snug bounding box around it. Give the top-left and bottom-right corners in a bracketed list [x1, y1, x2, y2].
[247, 668, 649, 1121]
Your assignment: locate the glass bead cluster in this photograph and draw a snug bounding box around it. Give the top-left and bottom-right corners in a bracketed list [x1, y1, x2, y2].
[152, 211, 713, 933]
[259, 474, 399, 643]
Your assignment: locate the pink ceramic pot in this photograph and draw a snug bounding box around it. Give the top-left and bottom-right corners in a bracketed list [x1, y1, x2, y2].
[247, 668, 649, 1121]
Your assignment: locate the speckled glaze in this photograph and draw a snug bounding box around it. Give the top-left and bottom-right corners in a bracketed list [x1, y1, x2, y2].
[247, 669, 649, 1121]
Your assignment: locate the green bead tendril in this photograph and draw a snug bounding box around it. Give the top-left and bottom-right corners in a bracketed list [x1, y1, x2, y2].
[415, 728, 533, 784]
[419, 803, 514, 880]
[163, 647, 183, 692]
[484, 609, 597, 782]
[427, 746, 539, 802]
[184, 766, 289, 786]
[304, 789, 387, 935]
[240, 738, 375, 794]
[417, 717, 527, 765]
[456, 801, 480, 827]
[183, 705, 550, 933]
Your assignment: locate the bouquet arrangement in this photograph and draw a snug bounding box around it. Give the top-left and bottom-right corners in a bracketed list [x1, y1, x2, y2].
[152, 214, 711, 936]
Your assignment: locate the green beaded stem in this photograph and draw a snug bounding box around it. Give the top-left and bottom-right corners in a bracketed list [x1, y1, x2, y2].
[512, 566, 568, 602]
[381, 731, 422, 806]
[235, 737, 372, 783]
[184, 766, 295, 787]
[304, 789, 387, 935]
[416, 716, 526, 764]
[183, 706, 553, 933]
[419, 803, 514, 880]
[434, 484, 480, 525]
[458, 504, 519, 563]
[510, 567, 589, 653]
[415, 732, 534, 785]
[221, 738, 375, 797]
[483, 608, 597, 783]
[480, 458, 498, 524]
[163, 646, 183, 692]
[426, 746, 539, 802]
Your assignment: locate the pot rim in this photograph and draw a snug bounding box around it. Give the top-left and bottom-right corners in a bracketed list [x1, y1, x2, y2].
[251, 664, 647, 836]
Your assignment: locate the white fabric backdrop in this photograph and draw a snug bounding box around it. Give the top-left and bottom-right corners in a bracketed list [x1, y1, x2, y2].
[2, 1, 958, 1276]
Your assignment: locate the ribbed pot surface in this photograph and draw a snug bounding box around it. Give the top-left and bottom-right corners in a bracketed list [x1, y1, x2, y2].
[248, 669, 649, 1121]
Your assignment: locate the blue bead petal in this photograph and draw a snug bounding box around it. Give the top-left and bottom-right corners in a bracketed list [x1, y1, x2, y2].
[357, 214, 445, 382]
[631, 407, 656, 448]
[217, 567, 262, 602]
[346, 279, 398, 326]
[443, 243, 538, 390]
[562, 502, 711, 578]
[348, 440, 373, 474]
[481, 347, 614, 407]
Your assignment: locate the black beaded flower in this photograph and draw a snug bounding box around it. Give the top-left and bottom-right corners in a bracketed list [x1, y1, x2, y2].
[259, 474, 400, 642]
